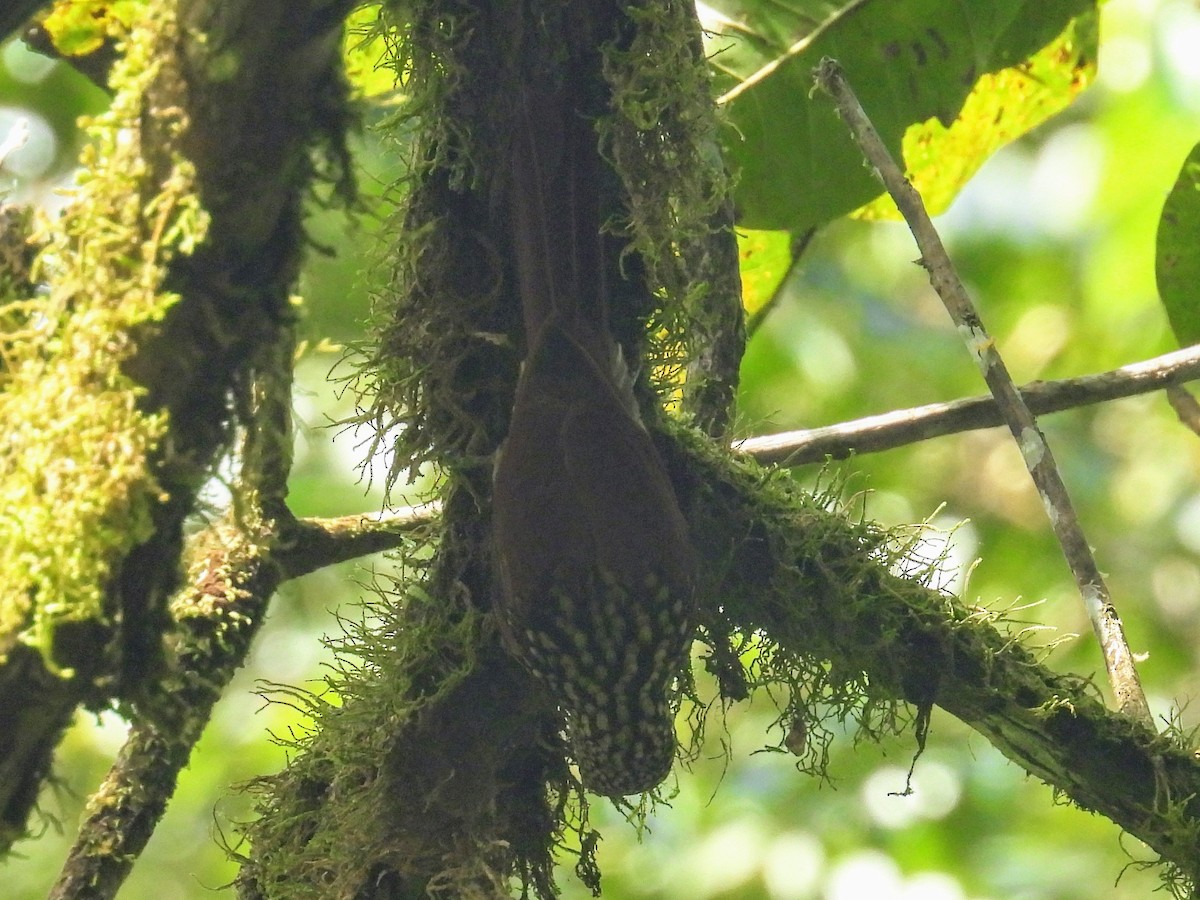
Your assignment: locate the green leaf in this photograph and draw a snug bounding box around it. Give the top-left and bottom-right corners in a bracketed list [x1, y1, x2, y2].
[738, 228, 793, 317]
[857, 14, 1095, 220]
[703, 0, 1096, 230]
[1155, 143, 1200, 346]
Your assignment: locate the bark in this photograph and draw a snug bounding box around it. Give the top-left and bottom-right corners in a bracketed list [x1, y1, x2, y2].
[0, 0, 351, 849]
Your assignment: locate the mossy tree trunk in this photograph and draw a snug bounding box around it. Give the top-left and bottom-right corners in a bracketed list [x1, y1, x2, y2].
[0, 0, 350, 851]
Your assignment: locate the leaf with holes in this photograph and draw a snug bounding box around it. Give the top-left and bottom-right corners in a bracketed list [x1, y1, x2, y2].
[702, 0, 1096, 230]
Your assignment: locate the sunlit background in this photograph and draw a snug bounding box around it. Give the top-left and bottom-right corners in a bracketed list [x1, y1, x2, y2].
[4, 1, 1200, 897]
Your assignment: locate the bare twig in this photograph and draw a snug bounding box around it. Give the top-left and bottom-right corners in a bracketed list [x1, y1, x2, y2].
[279, 504, 441, 578]
[812, 58, 1152, 727]
[738, 345, 1200, 465]
[1167, 383, 1200, 436]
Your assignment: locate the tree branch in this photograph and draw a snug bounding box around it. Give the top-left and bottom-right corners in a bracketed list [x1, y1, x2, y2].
[48, 520, 281, 900]
[278, 505, 441, 579]
[670, 430, 1200, 885]
[737, 345, 1200, 465]
[220, 429, 1200, 894]
[50, 256, 304, 897]
[50, 328, 1192, 894]
[48, 498, 436, 899]
[49, 321, 435, 897]
[0, 0, 353, 855]
[813, 58, 1151, 727]
[1167, 383, 1200, 436]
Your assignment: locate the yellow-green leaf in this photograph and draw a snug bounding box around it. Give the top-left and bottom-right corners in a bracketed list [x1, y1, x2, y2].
[857, 14, 1096, 220]
[738, 228, 793, 317]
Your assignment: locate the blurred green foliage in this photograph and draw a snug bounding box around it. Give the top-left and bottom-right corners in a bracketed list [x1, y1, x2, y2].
[4, 0, 1200, 898]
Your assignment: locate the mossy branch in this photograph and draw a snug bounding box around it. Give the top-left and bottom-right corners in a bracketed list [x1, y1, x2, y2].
[50, 317, 432, 897]
[49, 504, 439, 895]
[0, 0, 353, 853]
[675, 430, 1200, 885]
[49, 512, 285, 900]
[278, 505, 443, 578]
[19, 2, 1194, 896]
[218, 426, 1200, 896]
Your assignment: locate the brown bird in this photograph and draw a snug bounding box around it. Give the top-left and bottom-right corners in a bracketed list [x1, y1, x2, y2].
[492, 54, 697, 796]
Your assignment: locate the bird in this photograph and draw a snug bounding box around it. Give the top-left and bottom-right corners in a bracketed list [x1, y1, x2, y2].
[491, 48, 697, 797]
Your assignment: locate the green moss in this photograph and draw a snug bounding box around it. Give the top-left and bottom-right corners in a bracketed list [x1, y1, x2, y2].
[0, 6, 208, 671]
[250, 1, 972, 893]
[601, 0, 729, 383]
[42, 0, 142, 57]
[237, 525, 492, 895]
[348, 0, 732, 489]
[673, 426, 983, 781]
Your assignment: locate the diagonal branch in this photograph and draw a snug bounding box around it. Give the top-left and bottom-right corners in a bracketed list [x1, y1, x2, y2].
[0, 0, 354, 859]
[48, 497, 434, 899]
[813, 58, 1151, 727]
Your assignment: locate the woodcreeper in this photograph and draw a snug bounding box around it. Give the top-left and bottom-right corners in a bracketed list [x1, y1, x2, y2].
[491, 24, 697, 797]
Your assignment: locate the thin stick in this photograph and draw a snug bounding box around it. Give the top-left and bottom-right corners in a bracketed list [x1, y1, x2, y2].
[714, 0, 871, 106]
[812, 58, 1153, 727]
[1167, 383, 1200, 436]
[738, 345, 1200, 465]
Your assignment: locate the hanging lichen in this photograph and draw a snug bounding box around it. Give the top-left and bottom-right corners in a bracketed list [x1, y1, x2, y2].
[600, 0, 729, 382]
[239, 2, 949, 896]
